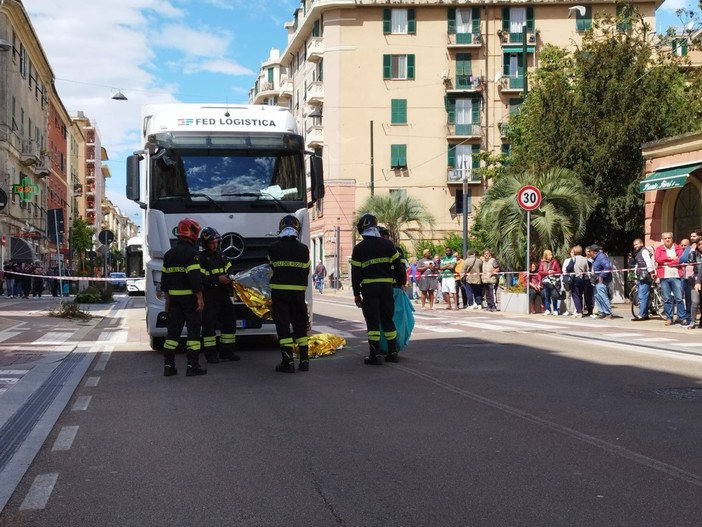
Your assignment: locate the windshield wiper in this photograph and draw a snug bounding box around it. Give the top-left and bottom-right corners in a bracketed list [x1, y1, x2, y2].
[220, 192, 288, 212]
[157, 193, 224, 212]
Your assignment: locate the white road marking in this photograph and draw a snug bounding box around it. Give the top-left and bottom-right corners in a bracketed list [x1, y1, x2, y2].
[676, 342, 702, 348]
[51, 426, 79, 451]
[414, 324, 463, 333]
[0, 378, 19, 384]
[19, 473, 59, 510]
[499, 319, 569, 330]
[35, 331, 75, 344]
[94, 351, 112, 372]
[453, 320, 505, 331]
[0, 369, 30, 375]
[606, 333, 640, 338]
[98, 330, 128, 343]
[641, 338, 677, 343]
[0, 331, 22, 343]
[85, 376, 100, 387]
[71, 395, 92, 412]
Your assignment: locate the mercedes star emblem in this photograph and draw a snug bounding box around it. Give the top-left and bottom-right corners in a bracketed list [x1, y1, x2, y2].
[221, 233, 245, 260]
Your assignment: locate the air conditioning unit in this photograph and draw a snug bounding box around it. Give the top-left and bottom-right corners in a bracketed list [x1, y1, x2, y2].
[528, 33, 536, 43]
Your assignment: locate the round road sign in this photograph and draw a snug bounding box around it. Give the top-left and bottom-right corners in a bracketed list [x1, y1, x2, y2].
[517, 185, 542, 211]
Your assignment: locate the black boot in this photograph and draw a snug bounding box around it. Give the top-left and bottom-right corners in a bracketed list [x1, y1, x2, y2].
[275, 346, 295, 373]
[163, 350, 178, 377]
[364, 342, 383, 365]
[204, 349, 220, 364]
[384, 339, 399, 363]
[298, 345, 309, 372]
[186, 350, 207, 376]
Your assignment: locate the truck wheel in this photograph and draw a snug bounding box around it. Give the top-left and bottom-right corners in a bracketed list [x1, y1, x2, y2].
[150, 336, 165, 351]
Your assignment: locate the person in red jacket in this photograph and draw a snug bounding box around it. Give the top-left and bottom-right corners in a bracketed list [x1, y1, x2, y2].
[537, 249, 561, 315]
[654, 232, 689, 327]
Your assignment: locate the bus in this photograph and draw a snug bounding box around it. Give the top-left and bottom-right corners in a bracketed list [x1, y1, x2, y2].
[125, 236, 145, 296]
[126, 104, 323, 350]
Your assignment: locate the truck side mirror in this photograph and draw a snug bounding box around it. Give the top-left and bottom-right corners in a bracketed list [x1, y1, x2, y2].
[126, 154, 142, 203]
[310, 155, 324, 203]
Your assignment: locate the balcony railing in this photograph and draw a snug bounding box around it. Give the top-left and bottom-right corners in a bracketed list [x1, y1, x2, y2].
[20, 139, 41, 166]
[307, 81, 324, 104]
[444, 76, 483, 92]
[500, 76, 524, 91]
[278, 75, 293, 100]
[500, 30, 537, 44]
[307, 37, 324, 61]
[447, 167, 481, 184]
[448, 123, 481, 137]
[306, 125, 323, 147]
[448, 33, 483, 47]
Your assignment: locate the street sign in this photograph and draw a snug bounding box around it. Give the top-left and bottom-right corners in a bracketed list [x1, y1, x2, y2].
[98, 230, 114, 245]
[0, 189, 7, 211]
[517, 185, 542, 211]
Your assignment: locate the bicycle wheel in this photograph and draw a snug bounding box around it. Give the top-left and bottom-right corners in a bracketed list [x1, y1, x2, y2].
[649, 287, 664, 318]
[630, 285, 639, 318]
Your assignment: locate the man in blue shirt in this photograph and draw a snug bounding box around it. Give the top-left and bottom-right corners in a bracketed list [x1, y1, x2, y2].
[590, 244, 612, 319]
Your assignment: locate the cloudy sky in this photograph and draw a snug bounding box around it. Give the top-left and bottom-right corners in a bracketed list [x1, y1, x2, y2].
[24, 0, 699, 224]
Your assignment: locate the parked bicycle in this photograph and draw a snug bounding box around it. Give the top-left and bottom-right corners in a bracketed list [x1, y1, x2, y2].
[630, 280, 664, 319]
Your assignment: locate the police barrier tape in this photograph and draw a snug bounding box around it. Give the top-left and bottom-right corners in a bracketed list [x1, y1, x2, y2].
[1, 262, 686, 284]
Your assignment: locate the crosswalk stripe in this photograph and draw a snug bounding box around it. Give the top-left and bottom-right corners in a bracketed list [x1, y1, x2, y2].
[414, 324, 463, 333]
[453, 320, 505, 331]
[676, 342, 702, 348]
[19, 473, 58, 510]
[0, 331, 22, 343]
[0, 369, 30, 375]
[312, 325, 357, 339]
[606, 333, 640, 338]
[643, 338, 677, 343]
[35, 331, 75, 344]
[0, 378, 20, 384]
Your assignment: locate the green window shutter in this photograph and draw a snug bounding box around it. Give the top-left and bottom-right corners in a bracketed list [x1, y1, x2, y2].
[576, 7, 592, 32]
[502, 8, 510, 33]
[318, 59, 323, 81]
[391, 99, 407, 124]
[391, 144, 407, 168]
[681, 41, 688, 56]
[446, 98, 456, 124]
[472, 8, 480, 34]
[267, 68, 274, 84]
[471, 99, 480, 124]
[456, 53, 471, 76]
[503, 54, 510, 76]
[407, 54, 415, 79]
[447, 146, 456, 168]
[312, 19, 320, 37]
[383, 54, 391, 79]
[448, 8, 456, 34]
[526, 7, 534, 32]
[383, 9, 391, 34]
[471, 144, 481, 169]
[408, 9, 416, 34]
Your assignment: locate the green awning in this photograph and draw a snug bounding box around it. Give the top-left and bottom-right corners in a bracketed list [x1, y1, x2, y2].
[639, 162, 702, 193]
[503, 46, 535, 53]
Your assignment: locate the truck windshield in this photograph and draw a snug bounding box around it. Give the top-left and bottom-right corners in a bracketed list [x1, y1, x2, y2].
[150, 148, 305, 203]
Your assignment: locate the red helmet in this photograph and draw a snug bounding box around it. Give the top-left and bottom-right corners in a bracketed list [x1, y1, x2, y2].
[176, 217, 201, 243]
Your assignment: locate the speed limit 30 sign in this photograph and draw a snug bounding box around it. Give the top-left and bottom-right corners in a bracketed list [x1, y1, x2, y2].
[517, 185, 542, 211]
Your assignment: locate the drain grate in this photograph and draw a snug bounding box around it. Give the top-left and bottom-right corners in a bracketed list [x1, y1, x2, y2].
[654, 387, 702, 400]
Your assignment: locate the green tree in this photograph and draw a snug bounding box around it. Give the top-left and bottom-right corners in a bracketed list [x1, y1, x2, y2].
[355, 193, 435, 246]
[71, 218, 95, 274]
[475, 168, 593, 270]
[507, 10, 702, 254]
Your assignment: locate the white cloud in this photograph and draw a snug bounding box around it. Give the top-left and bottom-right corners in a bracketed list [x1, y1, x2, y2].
[182, 59, 253, 76]
[153, 24, 233, 57]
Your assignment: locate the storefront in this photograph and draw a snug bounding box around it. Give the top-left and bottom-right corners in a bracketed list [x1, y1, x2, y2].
[640, 131, 702, 246]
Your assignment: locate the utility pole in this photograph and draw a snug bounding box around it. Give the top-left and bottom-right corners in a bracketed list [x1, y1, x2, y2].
[369, 121, 375, 196]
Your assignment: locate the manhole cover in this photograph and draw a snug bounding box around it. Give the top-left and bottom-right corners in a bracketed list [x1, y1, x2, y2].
[654, 387, 702, 400]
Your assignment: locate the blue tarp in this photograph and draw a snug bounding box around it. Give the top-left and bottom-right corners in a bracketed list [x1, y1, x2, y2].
[379, 287, 415, 353]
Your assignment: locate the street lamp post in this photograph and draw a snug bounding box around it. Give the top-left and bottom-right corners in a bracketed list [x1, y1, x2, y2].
[461, 159, 469, 258]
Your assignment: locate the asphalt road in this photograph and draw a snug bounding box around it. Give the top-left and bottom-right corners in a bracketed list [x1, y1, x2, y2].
[0, 295, 701, 526]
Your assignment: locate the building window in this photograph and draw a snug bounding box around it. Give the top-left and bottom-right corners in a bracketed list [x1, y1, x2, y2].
[383, 54, 415, 80]
[503, 53, 525, 90]
[391, 99, 407, 124]
[575, 6, 592, 32]
[508, 98, 523, 116]
[446, 97, 480, 135]
[673, 184, 702, 240]
[502, 7, 534, 43]
[455, 53, 472, 88]
[312, 19, 321, 37]
[390, 144, 407, 169]
[448, 144, 480, 177]
[672, 38, 688, 57]
[448, 8, 480, 43]
[455, 188, 472, 215]
[500, 143, 511, 160]
[383, 8, 416, 35]
[616, 5, 632, 32]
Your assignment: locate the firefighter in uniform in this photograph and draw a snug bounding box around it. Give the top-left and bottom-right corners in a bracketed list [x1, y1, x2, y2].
[268, 215, 311, 373]
[161, 217, 207, 377]
[198, 227, 240, 364]
[351, 214, 406, 365]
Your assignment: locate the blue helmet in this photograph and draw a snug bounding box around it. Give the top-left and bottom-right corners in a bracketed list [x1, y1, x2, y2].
[356, 214, 377, 234]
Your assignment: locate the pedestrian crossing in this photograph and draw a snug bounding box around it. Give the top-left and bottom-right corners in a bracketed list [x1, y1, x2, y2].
[0, 369, 29, 396]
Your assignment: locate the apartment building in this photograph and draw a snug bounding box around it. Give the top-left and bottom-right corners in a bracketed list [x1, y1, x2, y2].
[249, 0, 657, 275]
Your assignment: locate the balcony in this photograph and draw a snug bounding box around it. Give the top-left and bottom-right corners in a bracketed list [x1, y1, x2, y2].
[448, 32, 483, 48]
[73, 183, 83, 196]
[307, 81, 324, 105]
[444, 75, 483, 93]
[500, 76, 524, 93]
[447, 167, 481, 184]
[306, 124, 323, 147]
[20, 139, 41, 166]
[278, 75, 293, 101]
[307, 37, 324, 62]
[447, 123, 481, 138]
[33, 155, 50, 177]
[499, 30, 537, 45]
[498, 121, 512, 138]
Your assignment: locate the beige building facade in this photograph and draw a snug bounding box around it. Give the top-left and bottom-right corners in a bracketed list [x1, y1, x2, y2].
[250, 0, 658, 276]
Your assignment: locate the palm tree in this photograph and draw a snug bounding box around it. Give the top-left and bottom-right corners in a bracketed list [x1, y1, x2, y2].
[355, 193, 435, 245]
[475, 167, 593, 270]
